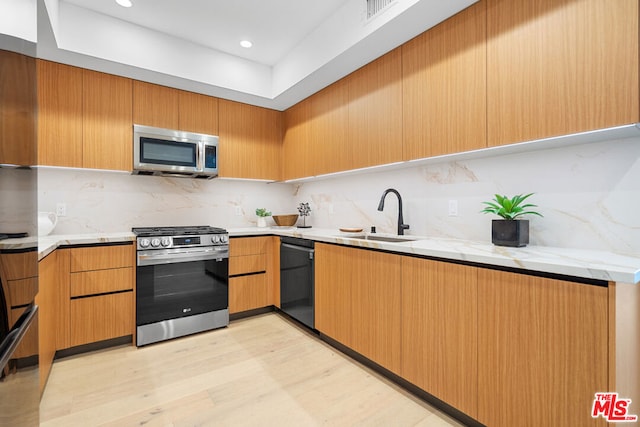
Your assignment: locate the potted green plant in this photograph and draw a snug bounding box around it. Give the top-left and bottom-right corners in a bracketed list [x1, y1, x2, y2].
[481, 193, 542, 247]
[255, 208, 271, 228]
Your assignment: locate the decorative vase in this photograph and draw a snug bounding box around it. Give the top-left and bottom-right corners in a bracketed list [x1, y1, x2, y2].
[257, 217, 268, 228]
[492, 219, 529, 247]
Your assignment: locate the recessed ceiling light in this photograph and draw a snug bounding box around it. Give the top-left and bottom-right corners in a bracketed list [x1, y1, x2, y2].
[240, 40, 253, 49]
[116, 0, 133, 8]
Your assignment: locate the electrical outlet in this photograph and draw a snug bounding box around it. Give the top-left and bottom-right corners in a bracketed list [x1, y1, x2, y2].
[234, 206, 243, 216]
[448, 200, 458, 217]
[56, 202, 67, 217]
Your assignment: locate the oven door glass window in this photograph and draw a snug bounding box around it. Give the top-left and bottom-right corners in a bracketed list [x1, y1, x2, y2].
[136, 258, 228, 326]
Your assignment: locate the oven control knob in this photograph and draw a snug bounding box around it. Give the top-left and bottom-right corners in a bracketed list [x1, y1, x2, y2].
[151, 238, 161, 247]
[161, 237, 171, 247]
[211, 235, 220, 244]
[220, 235, 228, 243]
[139, 238, 150, 248]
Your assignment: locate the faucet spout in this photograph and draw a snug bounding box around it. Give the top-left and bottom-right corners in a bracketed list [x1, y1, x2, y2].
[377, 188, 410, 235]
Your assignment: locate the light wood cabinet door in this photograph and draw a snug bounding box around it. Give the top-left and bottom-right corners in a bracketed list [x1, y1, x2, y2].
[83, 70, 133, 171]
[487, 0, 639, 147]
[69, 244, 134, 272]
[401, 257, 478, 417]
[37, 251, 58, 392]
[309, 79, 350, 176]
[403, 1, 486, 159]
[133, 80, 179, 129]
[37, 60, 83, 168]
[0, 50, 36, 166]
[315, 243, 352, 346]
[478, 269, 608, 427]
[229, 274, 270, 314]
[178, 90, 219, 135]
[350, 248, 402, 374]
[218, 99, 282, 180]
[347, 48, 402, 169]
[282, 99, 311, 180]
[70, 292, 134, 347]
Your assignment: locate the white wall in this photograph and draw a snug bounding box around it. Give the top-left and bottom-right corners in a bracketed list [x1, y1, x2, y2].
[38, 137, 640, 255]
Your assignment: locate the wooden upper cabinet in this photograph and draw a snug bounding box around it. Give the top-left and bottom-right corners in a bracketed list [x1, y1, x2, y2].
[403, 1, 487, 159]
[282, 99, 311, 180]
[37, 60, 83, 168]
[347, 48, 403, 169]
[309, 79, 350, 176]
[487, 0, 639, 147]
[83, 70, 133, 171]
[178, 90, 219, 135]
[218, 99, 282, 180]
[477, 269, 608, 427]
[133, 80, 179, 129]
[0, 50, 36, 166]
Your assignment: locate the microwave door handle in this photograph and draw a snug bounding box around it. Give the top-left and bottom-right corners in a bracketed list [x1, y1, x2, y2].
[197, 142, 204, 172]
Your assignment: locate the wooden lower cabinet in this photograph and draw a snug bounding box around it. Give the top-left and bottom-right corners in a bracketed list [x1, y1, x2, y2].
[58, 244, 135, 349]
[315, 244, 402, 374]
[228, 236, 279, 313]
[401, 257, 478, 418]
[70, 292, 134, 347]
[38, 251, 57, 392]
[477, 269, 609, 427]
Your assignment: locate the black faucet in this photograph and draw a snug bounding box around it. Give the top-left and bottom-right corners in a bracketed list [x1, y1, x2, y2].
[377, 188, 410, 235]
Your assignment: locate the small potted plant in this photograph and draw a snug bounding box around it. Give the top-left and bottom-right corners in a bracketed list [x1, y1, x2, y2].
[481, 193, 542, 247]
[255, 208, 271, 228]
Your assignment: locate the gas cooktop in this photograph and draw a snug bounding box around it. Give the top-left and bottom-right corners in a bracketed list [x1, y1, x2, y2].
[132, 226, 227, 237]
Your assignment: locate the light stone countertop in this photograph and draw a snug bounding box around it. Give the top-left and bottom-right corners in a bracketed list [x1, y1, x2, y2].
[2, 228, 638, 284]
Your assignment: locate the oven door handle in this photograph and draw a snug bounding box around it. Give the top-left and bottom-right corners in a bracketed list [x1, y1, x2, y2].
[137, 247, 229, 266]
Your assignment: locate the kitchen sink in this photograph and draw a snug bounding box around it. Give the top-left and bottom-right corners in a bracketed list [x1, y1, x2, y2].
[347, 235, 417, 243]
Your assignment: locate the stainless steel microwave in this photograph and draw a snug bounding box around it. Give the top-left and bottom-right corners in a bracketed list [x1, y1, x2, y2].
[133, 124, 218, 179]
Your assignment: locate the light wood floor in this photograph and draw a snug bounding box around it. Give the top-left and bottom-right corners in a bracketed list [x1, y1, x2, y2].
[40, 313, 464, 426]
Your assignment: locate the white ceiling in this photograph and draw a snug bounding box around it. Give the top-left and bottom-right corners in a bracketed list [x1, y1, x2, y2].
[62, 0, 347, 66]
[24, 0, 478, 110]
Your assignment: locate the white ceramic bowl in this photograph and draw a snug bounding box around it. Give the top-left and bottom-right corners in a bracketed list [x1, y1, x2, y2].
[38, 211, 58, 236]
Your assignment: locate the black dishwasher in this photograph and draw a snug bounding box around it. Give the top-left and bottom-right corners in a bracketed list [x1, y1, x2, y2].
[280, 237, 314, 329]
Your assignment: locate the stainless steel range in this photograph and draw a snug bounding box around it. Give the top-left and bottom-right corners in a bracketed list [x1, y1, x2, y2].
[132, 226, 229, 346]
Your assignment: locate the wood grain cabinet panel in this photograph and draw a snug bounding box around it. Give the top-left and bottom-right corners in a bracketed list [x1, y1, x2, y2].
[218, 99, 282, 180]
[83, 70, 133, 171]
[282, 99, 311, 180]
[349, 248, 402, 374]
[0, 50, 36, 166]
[402, 1, 486, 159]
[401, 257, 478, 417]
[178, 90, 219, 135]
[133, 80, 179, 129]
[37, 251, 58, 392]
[69, 244, 134, 272]
[0, 250, 37, 280]
[70, 267, 133, 297]
[347, 48, 403, 169]
[309, 79, 350, 176]
[487, 0, 639, 146]
[37, 60, 83, 168]
[229, 275, 270, 314]
[477, 269, 608, 427]
[229, 237, 269, 257]
[70, 292, 134, 347]
[229, 254, 266, 277]
[315, 243, 353, 346]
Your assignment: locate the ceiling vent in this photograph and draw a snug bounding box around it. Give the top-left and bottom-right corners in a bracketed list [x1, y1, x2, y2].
[366, 0, 396, 21]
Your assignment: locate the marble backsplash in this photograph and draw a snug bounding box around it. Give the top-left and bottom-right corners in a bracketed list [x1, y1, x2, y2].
[38, 136, 640, 255]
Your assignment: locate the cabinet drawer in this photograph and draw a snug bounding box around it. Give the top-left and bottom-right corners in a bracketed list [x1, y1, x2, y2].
[7, 277, 38, 307]
[70, 267, 133, 297]
[229, 237, 269, 257]
[70, 291, 133, 347]
[229, 254, 266, 276]
[0, 251, 38, 280]
[70, 244, 134, 272]
[229, 274, 270, 314]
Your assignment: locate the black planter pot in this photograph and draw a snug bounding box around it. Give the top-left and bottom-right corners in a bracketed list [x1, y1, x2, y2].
[491, 219, 529, 247]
